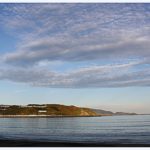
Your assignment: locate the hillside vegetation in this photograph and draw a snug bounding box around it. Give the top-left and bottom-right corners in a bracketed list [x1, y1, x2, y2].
[0, 104, 137, 117]
[0, 104, 97, 116]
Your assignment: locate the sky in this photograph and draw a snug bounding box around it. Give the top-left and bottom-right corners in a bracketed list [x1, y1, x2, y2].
[0, 3, 150, 113]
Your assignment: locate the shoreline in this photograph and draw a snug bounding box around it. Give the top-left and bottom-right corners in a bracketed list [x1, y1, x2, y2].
[0, 114, 141, 118]
[0, 115, 102, 118]
[0, 114, 143, 118]
[0, 139, 150, 147]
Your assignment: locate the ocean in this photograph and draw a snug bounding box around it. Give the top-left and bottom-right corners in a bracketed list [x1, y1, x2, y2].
[0, 115, 150, 145]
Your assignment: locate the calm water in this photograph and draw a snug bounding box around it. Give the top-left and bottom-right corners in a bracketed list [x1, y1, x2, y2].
[0, 115, 150, 144]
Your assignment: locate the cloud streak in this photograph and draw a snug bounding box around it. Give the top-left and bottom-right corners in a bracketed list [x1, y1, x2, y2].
[1, 61, 150, 88]
[0, 4, 150, 88]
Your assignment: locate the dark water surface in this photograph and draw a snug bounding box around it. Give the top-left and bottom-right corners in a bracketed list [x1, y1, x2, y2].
[0, 115, 150, 145]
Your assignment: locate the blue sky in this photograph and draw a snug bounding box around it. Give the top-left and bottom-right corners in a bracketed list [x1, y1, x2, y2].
[0, 3, 150, 113]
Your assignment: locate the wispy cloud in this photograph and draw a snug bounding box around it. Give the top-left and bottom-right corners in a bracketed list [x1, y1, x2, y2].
[0, 4, 150, 88]
[1, 61, 150, 88]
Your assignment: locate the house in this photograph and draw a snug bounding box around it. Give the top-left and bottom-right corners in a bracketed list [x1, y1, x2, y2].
[0, 105, 10, 109]
[38, 110, 47, 115]
[27, 104, 46, 108]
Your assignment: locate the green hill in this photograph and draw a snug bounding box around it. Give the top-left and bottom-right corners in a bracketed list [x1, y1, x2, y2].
[0, 104, 137, 117]
[0, 104, 97, 116]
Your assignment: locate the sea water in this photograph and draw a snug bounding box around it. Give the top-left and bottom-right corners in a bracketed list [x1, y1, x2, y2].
[0, 115, 150, 144]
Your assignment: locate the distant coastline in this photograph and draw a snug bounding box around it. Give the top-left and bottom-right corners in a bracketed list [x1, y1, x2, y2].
[0, 104, 137, 117]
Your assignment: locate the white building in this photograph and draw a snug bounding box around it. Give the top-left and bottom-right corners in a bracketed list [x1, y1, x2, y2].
[38, 110, 47, 113]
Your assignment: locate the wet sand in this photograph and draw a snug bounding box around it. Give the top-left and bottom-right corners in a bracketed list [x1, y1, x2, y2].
[0, 139, 150, 147]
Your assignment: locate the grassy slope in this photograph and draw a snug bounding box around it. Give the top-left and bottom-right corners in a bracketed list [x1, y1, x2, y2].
[0, 104, 98, 116]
